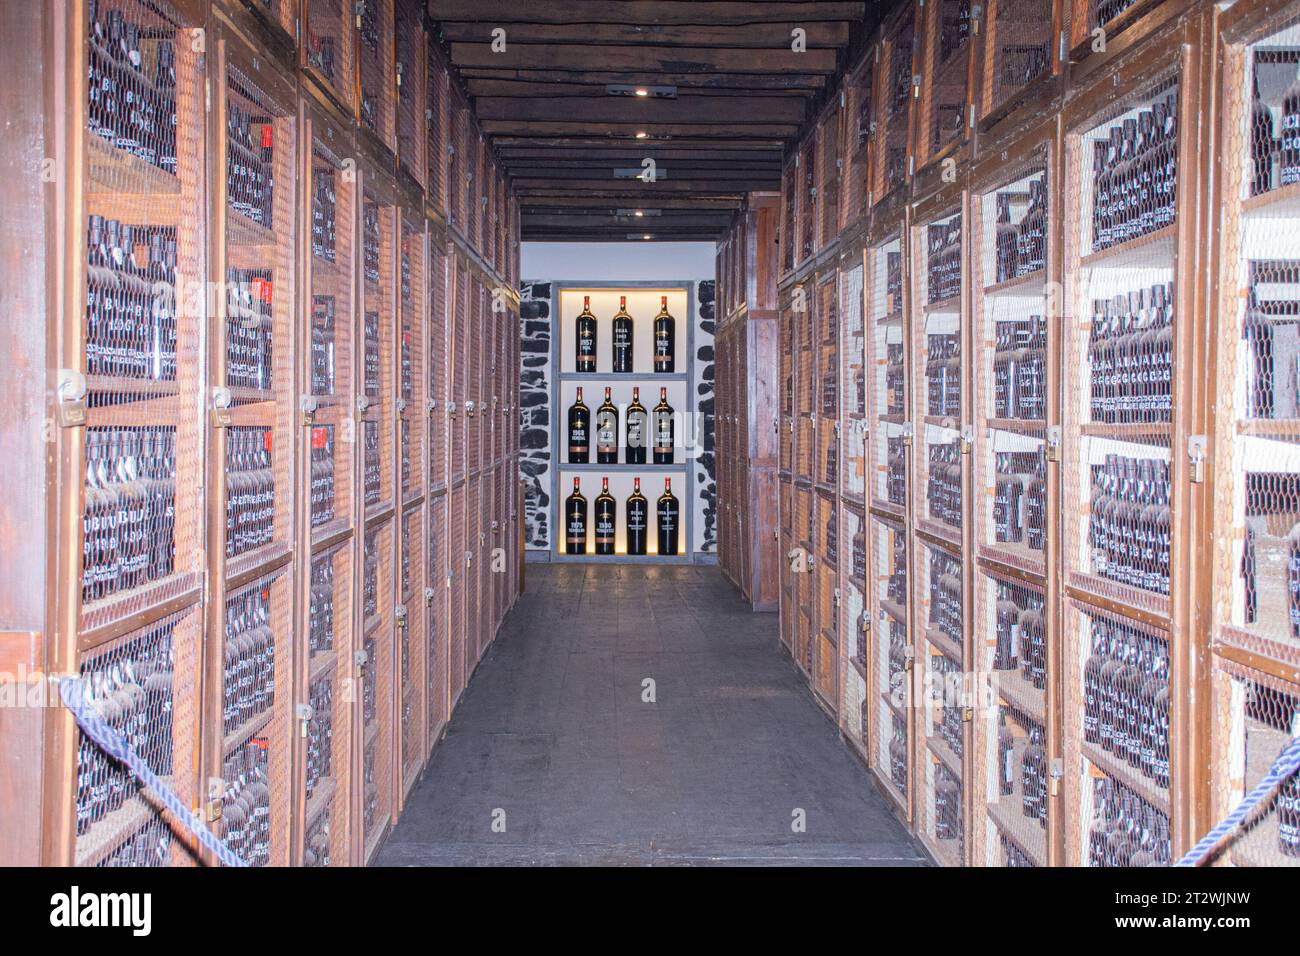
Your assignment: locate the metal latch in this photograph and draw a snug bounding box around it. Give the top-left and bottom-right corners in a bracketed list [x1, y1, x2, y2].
[206, 778, 224, 822]
[295, 702, 313, 738]
[465, 400, 476, 417]
[465, 550, 473, 568]
[913, 74, 921, 98]
[396, 397, 407, 415]
[961, 425, 975, 454]
[861, 614, 871, 633]
[1188, 434, 1207, 483]
[300, 393, 318, 426]
[353, 649, 368, 678]
[903, 646, 915, 671]
[901, 421, 914, 446]
[56, 368, 87, 428]
[211, 385, 233, 428]
[395, 604, 408, 628]
[1049, 758, 1064, 796]
[1046, 425, 1062, 462]
[833, 588, 841, 607]
[425, 586, 435, 607]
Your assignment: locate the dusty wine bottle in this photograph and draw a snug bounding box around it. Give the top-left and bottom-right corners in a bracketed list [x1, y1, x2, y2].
[653, 387, 674, 465]
[653, 295, 675, 373]
[596, 387, 619, 465]
[625, 387, 647, 465]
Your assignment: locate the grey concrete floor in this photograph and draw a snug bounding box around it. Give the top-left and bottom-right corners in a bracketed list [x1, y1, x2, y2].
[375, 562, 930, 866]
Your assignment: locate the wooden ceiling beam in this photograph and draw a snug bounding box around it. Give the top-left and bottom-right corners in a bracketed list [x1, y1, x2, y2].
[474, 95, 806, 125]
[456, 68, 827, 91]
[429, 2, 866, 26]
[438, 21, 849, 48]
[481, 120, 799, 138]
[464, 79, 814, 98]
[507, 167, 781, 182]
[498, 147, 784, 163]
[512, 176, 773, 191]
[449, 43, 838, 74]
[519, 196, 744, 210]
[492, 136, 787, 150]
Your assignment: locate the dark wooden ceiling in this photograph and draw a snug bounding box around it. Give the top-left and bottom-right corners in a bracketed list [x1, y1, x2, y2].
[428, 1, 887, 241]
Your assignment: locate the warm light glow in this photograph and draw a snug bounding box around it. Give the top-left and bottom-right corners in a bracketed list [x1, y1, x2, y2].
[642, 234, 652, 240]
[634, 131, 649, 139]
[634, 88, 649, 97]
[634, 210, 644, 217]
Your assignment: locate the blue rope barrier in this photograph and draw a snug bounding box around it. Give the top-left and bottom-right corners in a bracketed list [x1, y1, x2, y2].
[1175, 734, 1300, 867]
[58, 676, 247, 868]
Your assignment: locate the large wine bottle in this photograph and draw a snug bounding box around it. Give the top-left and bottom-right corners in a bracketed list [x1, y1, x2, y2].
[653, 386, 674, 465]
[567, 387, 590, 463]
[625, 387, 647, 465]
[575, 295, 597, 372]
[657, 476, 679, 556]
[653, 295, 675, 373]
[596, 386, 619, 464]
[612, 295, 634, 373]
[565, 477, 587, 555]
[594, 477, 616, 555]
[626, 477, 648, 555]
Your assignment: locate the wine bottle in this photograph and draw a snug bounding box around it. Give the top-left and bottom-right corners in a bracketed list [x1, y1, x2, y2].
[626, 477, 648, 556]
[594, 478, 616, 555]
[625, 387, 647, 465]
[575, 295, 597, 372]
[565, 477, 587, 555]
[567, 387, 590, 463]
[612, 295, 633, 373]
[657, 477, 679, 556]
[596, 386, 619, 465]
[653, 387, 674, 465]
[653, 295, 675, 373]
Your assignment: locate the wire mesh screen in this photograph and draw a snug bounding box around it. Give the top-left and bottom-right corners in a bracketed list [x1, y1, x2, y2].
[451, 259, 468, 480]
[919, 539, 966, 864]
[1063, 75, 1179, 619]
[799, 139, 817, 264]
[980, 0, 1054, 122]
[400, 212, 425, 503]
[875, 10, 915, 201]
[917, 0, 972, 167]
[868, 236, 908, 513]
[426, 46, 447, 215]
[841, 266, 868, 522]
[780, 304, 794, 474]
[872, 517, 911, 810]
[781, 161, 796, 274]
[427, 495, 448, 742]
[843, 505, 869, 754]
[394, 0, 425, 187]
[356, 0, 395, 150]
[80, 0, 207, 634]
[818, 274, 840, 489]
[975, 160, 1050, 575]
[220, 569, 291, 866]
[401, 502, 426, 791]
[976, 573, 1048, 866]
[362, 188, 395, 517]
[305, 538, 352, 866]
[1213, 20, 1300, 673]
[844, 58, 874, 225]
[1065, 602, 1171, 865]
[305, 0, 356, 110]
[74, 607, 200, 866]
[819, 105, 842, 248]
[1208, 658, 1300, 866]
[449, 484, 466, 700]
[1088, 0, 1146, 34]
[362, 520, 394, 860]
[915, 208, 965, 548]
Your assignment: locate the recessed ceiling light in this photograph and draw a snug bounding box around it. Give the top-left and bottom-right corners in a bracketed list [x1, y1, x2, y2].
[605, 84, 677, 99]
[634, 210, 644, 217]
[635, 131, 648, 139]
[634, 88, 649, 97]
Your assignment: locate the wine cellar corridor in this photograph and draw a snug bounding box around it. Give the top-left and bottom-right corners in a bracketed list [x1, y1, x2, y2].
[376, 564, 925, 866]
[4, 0, 1300, 873]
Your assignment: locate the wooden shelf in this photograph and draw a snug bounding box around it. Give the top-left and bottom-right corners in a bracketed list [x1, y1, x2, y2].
[982, 268, 1046, 299]
[1241, 178, 1300, 219]
[226, 205, 277, 248]
[986, 798, 1047, 867]
[1079, 421, 1173, 443]
[880, 596, 907, 625]
[991, 664, 1046, 725]
[309, 647, 338, 685]
[926, 626, 963, 668]
[923, 293, 961, 315]
[224, 706, 275, 756]
[304, 774, 337, 828]
[86, 375, 180, 401]
[1078, 224, 1174, 269]
[926, 733, 962, 778]
[75, 787, 168, 867]
[1083, 740, 1170, 813]
[986, 417, 1046, 438]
